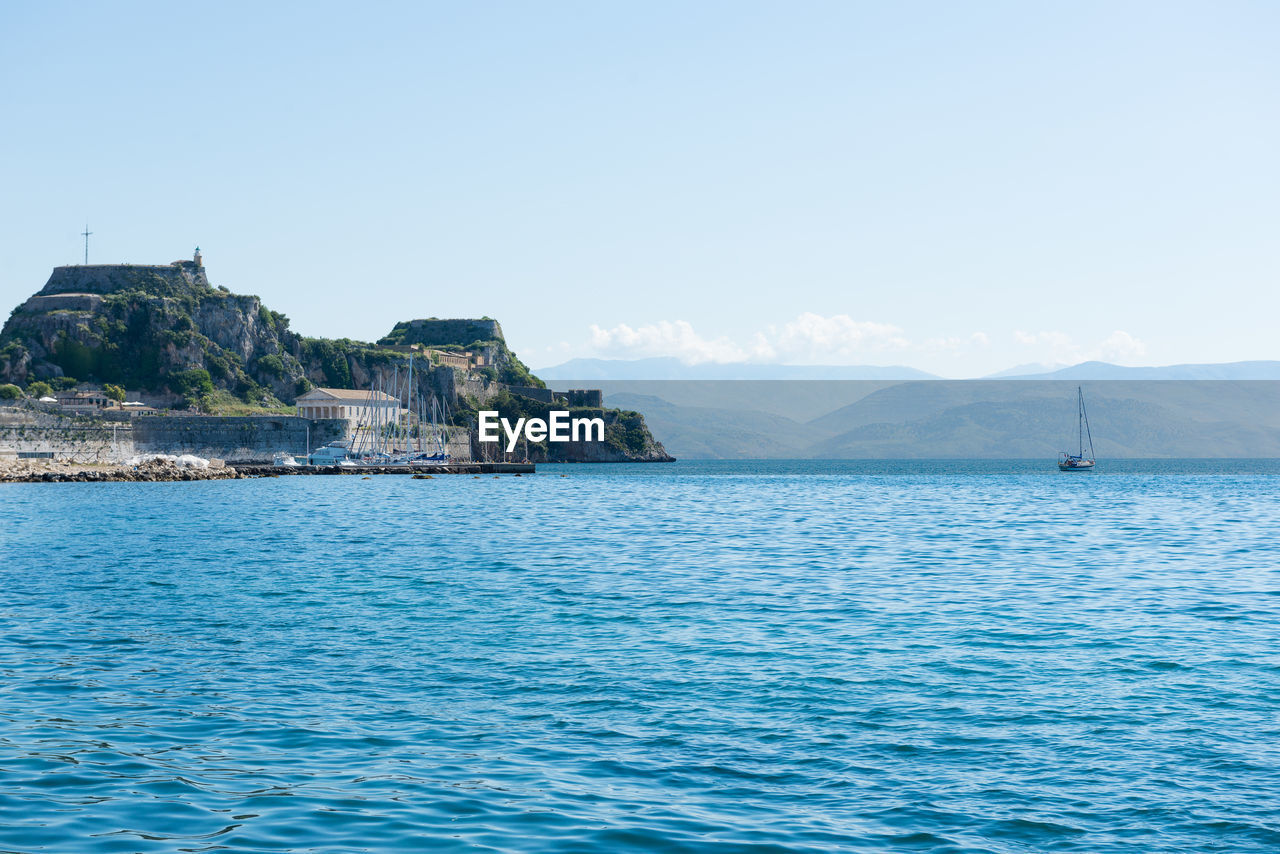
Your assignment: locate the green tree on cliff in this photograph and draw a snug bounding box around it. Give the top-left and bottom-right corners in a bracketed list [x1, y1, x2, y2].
[25, 380, 52, 398]
[170, 369, 215, 410]
[0, 384, 21, 400]
[104, 383, 126, 402]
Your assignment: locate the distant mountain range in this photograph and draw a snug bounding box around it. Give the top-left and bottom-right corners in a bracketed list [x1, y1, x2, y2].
[552, 379, 1280, 460]
[983, 362, 1071, 378]
[536, 357, 1280, 382]
[536, 357, 1280, 459]
[987, 360, 1280, 380]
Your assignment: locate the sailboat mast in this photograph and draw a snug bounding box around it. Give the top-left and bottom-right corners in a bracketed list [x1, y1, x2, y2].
[394, 365, 401, 451]
[377, 372, 386, 456]
[1077, 386, 1084, 457]
[1081, 388, 1095, 460]
[431, 395, 441, 456]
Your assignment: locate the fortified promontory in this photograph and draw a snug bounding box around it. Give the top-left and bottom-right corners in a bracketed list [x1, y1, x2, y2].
[0, 252, 672, 462]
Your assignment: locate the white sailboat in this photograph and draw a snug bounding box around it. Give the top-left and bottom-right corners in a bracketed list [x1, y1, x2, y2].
[1058, 386, 1096, 471]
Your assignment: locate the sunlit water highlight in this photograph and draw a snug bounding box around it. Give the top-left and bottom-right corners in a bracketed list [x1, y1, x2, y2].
[2, 460, 1279, 852]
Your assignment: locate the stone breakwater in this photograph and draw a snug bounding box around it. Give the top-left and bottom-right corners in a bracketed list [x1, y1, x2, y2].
[0, 459, 243, 483]
[1, 459, 535, 483]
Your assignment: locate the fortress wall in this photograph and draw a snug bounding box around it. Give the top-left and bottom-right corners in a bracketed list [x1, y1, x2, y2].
[442, 426, 471, 460]
[131, 416, 346, 461]
[0, 406, 346, 463]
[0, 423, 134, 463]
[391, 318, 503, 347]
[508, 385, 555, 404]
[0, 415, 466, 464]
[39, 263, 207, 296]
[22, 294, 105, 311]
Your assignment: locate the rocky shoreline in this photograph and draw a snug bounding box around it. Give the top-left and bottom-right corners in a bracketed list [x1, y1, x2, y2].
[0, 458, 244, 483]
[1, 459, 537, 483]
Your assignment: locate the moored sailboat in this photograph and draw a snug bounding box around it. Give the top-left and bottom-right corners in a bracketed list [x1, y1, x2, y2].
[1058, 386, 1096, 471]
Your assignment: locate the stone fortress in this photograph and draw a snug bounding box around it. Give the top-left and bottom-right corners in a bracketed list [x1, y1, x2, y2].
[0, 249, 672, 463]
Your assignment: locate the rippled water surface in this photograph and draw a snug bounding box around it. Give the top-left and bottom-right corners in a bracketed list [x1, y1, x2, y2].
[3, 460, 1279, 852]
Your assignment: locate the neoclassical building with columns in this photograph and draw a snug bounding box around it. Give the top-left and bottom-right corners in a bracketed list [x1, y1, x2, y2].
[294, 387, 401, 433]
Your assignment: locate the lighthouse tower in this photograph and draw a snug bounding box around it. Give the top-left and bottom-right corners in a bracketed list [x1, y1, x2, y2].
[194, 246, 203, 267]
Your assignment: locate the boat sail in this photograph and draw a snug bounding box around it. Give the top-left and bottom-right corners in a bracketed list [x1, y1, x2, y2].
[1058, 386, 1096, 471]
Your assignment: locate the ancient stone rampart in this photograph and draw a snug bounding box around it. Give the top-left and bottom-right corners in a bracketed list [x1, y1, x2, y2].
[131, 416, 346, 460]
[0, 402, 348, 463]
[38, 261, 208, 296]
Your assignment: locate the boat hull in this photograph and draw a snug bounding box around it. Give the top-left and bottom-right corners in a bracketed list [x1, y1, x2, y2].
[1058, 460, 1095, 471]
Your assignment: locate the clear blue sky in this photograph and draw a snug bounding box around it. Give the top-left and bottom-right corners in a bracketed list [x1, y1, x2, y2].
[2, 1, 1276, 377]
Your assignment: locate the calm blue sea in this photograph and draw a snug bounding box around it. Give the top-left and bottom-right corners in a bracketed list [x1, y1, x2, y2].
[2, 460, 1279, 853]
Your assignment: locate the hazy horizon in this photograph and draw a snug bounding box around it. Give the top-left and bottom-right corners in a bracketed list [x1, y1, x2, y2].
[533, 354, 1280, 382]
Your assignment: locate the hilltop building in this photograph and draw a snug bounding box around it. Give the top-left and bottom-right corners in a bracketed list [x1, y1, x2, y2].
[378, 342, 491, 369]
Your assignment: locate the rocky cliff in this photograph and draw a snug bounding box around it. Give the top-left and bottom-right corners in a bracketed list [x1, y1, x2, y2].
[1, 259, 307, 404]
[0, 259, 510, 408]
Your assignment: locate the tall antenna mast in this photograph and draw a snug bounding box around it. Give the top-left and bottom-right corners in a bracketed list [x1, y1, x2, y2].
[82, 224, 93, 265]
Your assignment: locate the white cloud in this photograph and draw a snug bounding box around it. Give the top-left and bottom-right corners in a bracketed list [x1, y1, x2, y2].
[588, 320, 747, 364]
[1095, 329, 1146, 361]
[1013, 330, 1079, 363]
[589, 313, 918, 365]
[1013, 329, 1147, 365]
[582, 316, 1145, 371]
[752, 312, 910, 363]
[585, 314, 1004, 366]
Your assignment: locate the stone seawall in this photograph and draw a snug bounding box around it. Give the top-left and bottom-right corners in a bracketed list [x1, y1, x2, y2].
[0, 402, 128, 462]
[0, 423, 129, 463]
[131, 416, 346, 461]
[1, 412, 349, 463]
[1, 399, 476, 463]
[2, 400, 663, 464]
[135, 418, 470, 462]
